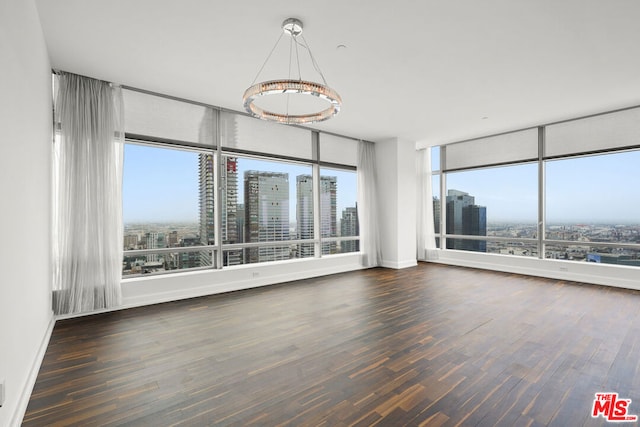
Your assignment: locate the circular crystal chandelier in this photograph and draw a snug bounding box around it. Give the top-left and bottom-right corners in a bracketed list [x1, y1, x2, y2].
[242, 18, 342, 125]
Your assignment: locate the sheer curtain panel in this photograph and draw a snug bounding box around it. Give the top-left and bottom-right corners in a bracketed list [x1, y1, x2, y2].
[357, 140, 382, 267]
[416, 148, 437, 260]
[53, 72, 124, 314]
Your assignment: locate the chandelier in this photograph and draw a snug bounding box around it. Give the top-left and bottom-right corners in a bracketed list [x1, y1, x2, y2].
[242, 18, 342, 125]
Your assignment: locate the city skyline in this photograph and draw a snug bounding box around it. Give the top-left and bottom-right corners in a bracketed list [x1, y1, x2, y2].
[123, 143, 640, 226]
[434, 149, 640, 224]
[123, 144, 357, 224]
[123, 154, 359, 273]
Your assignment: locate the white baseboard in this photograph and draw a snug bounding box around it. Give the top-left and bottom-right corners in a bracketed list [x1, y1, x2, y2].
[431, 250, 640, 291]
[12, 315, 55, 427]
[381, 259, 418, 269]
[123, 259, 364, 309]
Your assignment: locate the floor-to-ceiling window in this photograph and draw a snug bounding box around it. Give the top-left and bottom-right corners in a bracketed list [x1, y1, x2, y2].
[225, 155, 313, 265]
[120, 88, 360, 277]
[545, 151, 640, 265]
[430, 106, 640, 269]
[445, 163, 538, 256]
[122, 143, 213, 276]
[319, 167, 358, 254]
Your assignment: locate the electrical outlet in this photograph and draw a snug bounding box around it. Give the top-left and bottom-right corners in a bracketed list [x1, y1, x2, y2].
[0, 379, 5, 407]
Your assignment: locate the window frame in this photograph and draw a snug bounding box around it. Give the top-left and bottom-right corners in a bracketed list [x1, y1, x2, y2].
[121, 139, 218, 277]
[319, 165, 360, 255]
[121, 87, 362, 277]
[433, 108, 640, 267]
[442, 161, 539, 257]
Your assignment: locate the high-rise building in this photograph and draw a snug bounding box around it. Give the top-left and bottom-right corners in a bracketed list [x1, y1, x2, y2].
[320, 176, 337, 254]
[296, 175, 314, 257]
[296, 175, 337, 256]
[124, 234, 139, 250]
[222, 157, 241, 266]
[446, 189, 486, 252]
[236, 202, 245, 249]
[144, 232, 164, 262]
[433, 197, 441, 234]
[179, 235, 201, 270]
[462, 204, 487, 252]
[199, 154, 241, 267]
[340, 206, 359, 253]
[244, 170, 290, 263]
[199, 153, 215, 248]
[167, 231, 179, 247]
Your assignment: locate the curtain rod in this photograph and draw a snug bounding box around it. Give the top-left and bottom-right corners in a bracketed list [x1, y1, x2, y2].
[51, 68, 115, 86]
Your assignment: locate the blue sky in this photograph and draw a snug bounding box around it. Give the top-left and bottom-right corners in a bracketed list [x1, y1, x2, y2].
[122, 144, 357, 223]
[123, 144, 640, 225]
[123, 144, 198, 223]
[436, 149, 640, 224]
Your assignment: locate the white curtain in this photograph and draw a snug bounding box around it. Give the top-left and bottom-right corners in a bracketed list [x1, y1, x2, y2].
[357, 140, 382, 267]
[53, 72, 124, 315]
[416, 148, 437, 261]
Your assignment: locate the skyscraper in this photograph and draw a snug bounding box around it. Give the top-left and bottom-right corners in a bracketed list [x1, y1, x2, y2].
[199, 154, 241, 267]
[199, 153, 215, 266]
[462, 204, 487, 252]
[340, 205, 359, 253]
[236, 203, 245, 246]
[320, 176, 337, 254]
[221, 157, 241, 266]
[296, 175, 337, 257]
[296, 175, 314, 258]
[446, 189, 486, 252]
[244, 170, 290, 263]
[433, 197, 441, 234]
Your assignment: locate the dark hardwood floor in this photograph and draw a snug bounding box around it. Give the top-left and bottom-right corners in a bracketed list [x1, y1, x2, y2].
[23, 263, 640, 426]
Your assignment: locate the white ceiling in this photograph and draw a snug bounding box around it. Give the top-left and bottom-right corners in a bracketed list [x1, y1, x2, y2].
[35, 0, 640, 145]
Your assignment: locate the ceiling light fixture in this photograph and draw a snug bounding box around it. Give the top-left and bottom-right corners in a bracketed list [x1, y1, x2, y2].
[242, 18, 342, 125]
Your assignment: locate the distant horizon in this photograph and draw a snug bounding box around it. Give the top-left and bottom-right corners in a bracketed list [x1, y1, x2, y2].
[122, 144, 639, 225]
[124, 220, 640, 227]
[434, 149, 640, 224]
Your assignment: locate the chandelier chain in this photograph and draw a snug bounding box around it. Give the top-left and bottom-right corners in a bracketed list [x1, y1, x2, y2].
[250, 31, 285, 86]
[294, 34, 302, 81]
[286, 35, 294, 117]
[299, 34, 328, 86]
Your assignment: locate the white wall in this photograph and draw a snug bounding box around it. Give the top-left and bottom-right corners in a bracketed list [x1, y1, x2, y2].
[0, 1, 54, 425]
[375, 138, 417, 269]
[375, 140, 398, 265]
